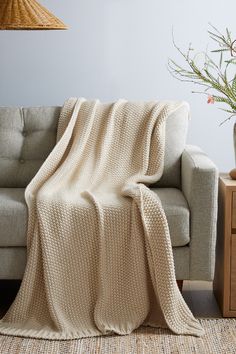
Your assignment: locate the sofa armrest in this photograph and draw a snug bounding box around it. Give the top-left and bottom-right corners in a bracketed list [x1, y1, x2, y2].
[181, 145, 219, 280]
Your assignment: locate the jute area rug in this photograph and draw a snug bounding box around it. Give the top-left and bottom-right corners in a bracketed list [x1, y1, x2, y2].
[0, 319, 236, 354]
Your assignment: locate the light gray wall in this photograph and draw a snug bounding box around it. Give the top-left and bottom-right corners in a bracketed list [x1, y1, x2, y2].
[0, 0, 235, 172]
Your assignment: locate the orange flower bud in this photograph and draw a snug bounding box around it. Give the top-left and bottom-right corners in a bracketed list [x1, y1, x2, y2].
[207, 95, 215, 104]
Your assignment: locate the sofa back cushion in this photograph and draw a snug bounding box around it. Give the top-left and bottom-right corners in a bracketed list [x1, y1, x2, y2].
[153, 102, 189, 188]
[0, 102, 189, 188]
[0, 107, 60, 187]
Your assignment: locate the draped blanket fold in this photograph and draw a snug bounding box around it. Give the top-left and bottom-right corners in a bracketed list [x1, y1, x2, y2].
[0, 98, 204, 339]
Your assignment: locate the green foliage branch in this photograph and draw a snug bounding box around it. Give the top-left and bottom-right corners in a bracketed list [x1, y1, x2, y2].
[168, 25, 236, 125]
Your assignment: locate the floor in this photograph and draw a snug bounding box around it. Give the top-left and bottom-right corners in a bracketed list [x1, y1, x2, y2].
[0, 280, 222, 319]
[183, 280, 221, 318]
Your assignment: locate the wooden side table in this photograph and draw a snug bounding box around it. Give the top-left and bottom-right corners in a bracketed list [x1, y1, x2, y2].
[214, 173, 236, 316]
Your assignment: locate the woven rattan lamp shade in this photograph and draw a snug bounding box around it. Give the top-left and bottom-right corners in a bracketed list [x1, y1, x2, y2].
[0, 0, 67, 30]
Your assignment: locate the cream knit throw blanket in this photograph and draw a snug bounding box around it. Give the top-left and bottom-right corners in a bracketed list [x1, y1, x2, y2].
[0, 98, 204, 339]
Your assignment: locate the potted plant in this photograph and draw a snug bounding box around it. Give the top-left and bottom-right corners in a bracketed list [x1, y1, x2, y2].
[168, 25, 236, 178]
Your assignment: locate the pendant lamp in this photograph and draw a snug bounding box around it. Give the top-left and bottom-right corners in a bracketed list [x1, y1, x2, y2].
[0, 0, 68, 30]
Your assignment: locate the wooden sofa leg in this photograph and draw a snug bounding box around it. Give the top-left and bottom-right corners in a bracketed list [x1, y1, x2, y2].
[177, 280, 183, 292]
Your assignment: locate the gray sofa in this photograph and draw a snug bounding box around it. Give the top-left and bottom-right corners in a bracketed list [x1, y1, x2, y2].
[0, 102, 218, 281]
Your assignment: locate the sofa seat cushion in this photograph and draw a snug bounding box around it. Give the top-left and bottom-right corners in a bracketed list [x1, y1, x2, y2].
[151, 188, 190, 247]
[0, 187, 190, 247]
[0, 188, 27, 247]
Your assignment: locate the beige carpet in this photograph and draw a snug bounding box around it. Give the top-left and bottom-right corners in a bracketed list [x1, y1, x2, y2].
[0, 319, 235, 354]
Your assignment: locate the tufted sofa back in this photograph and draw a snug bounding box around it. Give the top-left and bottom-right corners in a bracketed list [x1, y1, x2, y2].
[0, 103, 189, 188]
[0, 107, 60, 187]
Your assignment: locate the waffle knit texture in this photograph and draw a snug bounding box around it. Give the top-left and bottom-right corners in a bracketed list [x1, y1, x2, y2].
[0, 98, 204, 339]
